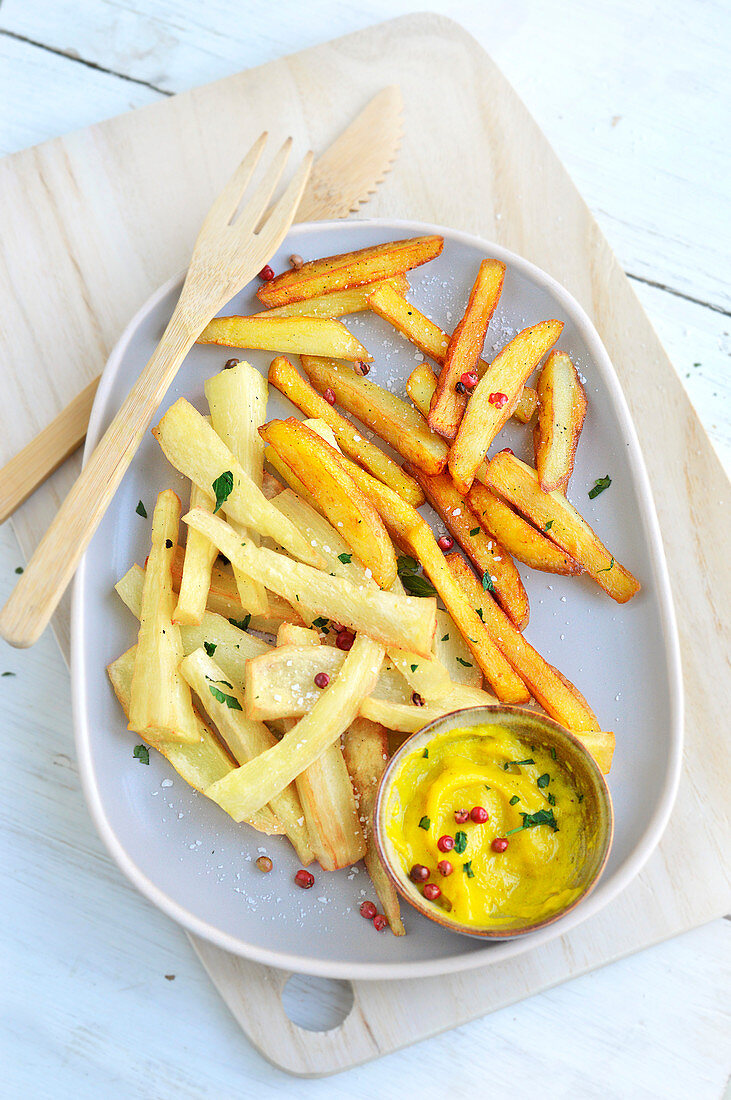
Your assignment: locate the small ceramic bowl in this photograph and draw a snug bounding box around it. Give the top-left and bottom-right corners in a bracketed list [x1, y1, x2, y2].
[373, 706, 614, 939]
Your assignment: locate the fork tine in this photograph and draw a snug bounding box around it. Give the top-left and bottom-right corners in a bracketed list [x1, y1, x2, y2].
[233, 137, 294, 233]
[201, 131, 268, 230]
[256, 150, 314, 243]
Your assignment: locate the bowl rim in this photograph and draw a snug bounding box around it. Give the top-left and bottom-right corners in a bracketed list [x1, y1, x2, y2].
[373, 705, 615, 940]
[71, 216, 684, 980]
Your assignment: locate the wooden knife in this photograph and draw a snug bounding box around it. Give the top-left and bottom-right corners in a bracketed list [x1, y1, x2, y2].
[0, 85, 403, 525]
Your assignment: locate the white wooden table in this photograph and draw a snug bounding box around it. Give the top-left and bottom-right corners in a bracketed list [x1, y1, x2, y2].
[0, 2, 729, 1096]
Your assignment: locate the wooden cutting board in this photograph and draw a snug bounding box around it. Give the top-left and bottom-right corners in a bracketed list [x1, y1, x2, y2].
[1, 13, 729, 1078]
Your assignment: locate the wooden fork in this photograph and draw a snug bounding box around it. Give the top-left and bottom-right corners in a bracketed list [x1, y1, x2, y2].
[0, 133, 312, 648]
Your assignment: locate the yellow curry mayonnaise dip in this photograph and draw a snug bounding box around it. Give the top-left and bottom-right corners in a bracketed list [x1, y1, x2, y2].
[386, 724, 591, 929]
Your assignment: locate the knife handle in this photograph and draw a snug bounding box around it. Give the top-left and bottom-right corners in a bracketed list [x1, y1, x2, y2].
[0, 377, 99, 523]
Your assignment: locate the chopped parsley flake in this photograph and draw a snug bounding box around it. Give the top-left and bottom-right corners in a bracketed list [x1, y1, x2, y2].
[597, 556, 615, 573]
[509, 795, 520, 806]
[312, 616, 329, 630]
[441, 633, 450, 641]
[588, 474, 612, 499]
[548, 792, 556, 806]
[482, 571, 494, 592]
[133, 744, 150, 765]
[135, 501, 147, 518]
[506, 808, 558, 835]
[422, 748, 429, 759]
[212, 470, 234, 513]
[229, 614, 251, 631]
[470, 527, 480, 537]
[503, 758, 535, 770]
[205, 676, 242, 710]
[2, 671, 15, 677]
[456, 657, 473, 668]
[337, 552, 352, 564]
[544, 519, 554, 530]
[401, 573, 438, 598]
[397, 555, 419, 575]
[419, 816, 431, 830]
[454, 830, 468, 854]
[410, 663, 418, 672]
[463, 861, 475, 878]
[203, 642, 217, 657]
[475, 607, 485, 622]
[537, 773, 550, 788]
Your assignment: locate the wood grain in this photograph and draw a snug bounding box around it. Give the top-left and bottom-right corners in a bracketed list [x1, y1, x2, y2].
[1, 12, 728, 1077]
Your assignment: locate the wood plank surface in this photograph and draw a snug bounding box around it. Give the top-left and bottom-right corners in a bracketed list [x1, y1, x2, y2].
[0, 9, 729, 1079]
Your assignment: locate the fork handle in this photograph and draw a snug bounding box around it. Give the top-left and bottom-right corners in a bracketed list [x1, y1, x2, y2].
[0, 306, 197, 647]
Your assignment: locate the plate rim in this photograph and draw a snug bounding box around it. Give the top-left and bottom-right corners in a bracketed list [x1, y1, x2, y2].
[71, 217, 684, 981]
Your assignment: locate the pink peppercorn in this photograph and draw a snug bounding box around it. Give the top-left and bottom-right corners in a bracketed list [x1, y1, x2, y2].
[423, 884, 441, 901]
[294, 868, 315, 888]
[258, 265, 275, 281]
[410, 863, 430, 883]
[437, 860, 453, 876]
[460, 371, 478, 390]
[323, 388, 336, 405]
[491, 837, 509, 853]
[437, 835, 454, 852]
[489, 392, 508, 408]
[314, 672, 330, 689]
[360, 900, 377, 920]
[373, 914, 388, 931]
[454, 809, 470, 824]
[437, 535, 454, 552]
[336, 630, 354, 651]
[470, 806, 489, 824]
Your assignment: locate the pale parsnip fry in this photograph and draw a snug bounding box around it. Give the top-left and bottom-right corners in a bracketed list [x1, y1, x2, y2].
[572, 731, 616, 775]
[342, 719, 405, 935]
[534, 350, 588, 493]
[276, 623, 320, 647]
[386, 646, 452, 702]
[514, 385, 539, 424]
[244, 645, 411, 721]
[152, 398, 324, 569]
[108, 646, 282, 834]
[205, 360, 269, 616]
[197, 315, 372, 362]
[257, 236, 444, 308]
[449, 320, 564, 493]
[262, 470, 285, 499]
[183, 508, 438, 655]
[174, 549, 300, 632]
[179, 648, 313, 863]
[484, 453, 640, 602]
[428, 259, 505, 439]
[267, 355, 423, 506]
[260, 418, 397, 588]
[173, 483, 219, 626]
[114, 561, 270, 688]
[204, 635, 384, 819]
[300, 355, 449, 476]
[405, 463, 529, 631]
[467, 482, 581, 575]
[256, 275, 409, 318]
[434, 608, 483, 688]
[406, 523, 530, 705]
[444, 553, 602, 735]
[128, 490, 200, 745]
[361, 682, 497, 733]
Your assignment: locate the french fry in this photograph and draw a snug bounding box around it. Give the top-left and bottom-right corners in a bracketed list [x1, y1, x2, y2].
[128, 490, 201, 745]
[572, 731, 615, 775]
[204, 634, 384, 819]
[406, 523, 530, 704]
[514, 385, 539, 424]
[276, 623, 320, 647]
[428, 259, 505, 439]
[342, 719, 405, 935]
[433, 608, 483, 688]
[153, 399, 325, 569]
[257, 236, 444, 308]
[170, 548, 299, 631]
[444, 553, 601, 734]
[484, 453, 641, 602]
[467, 482, 582, 575]
[197, 315, 372, 362]
[262, 469, 285, 499]
[180, 648, 313, 863]
[534, 350, 588, 493]
[205, 360, 269, 616]
[114, 561, 271, 688]
[183, 508, 438, 656]
[260, 418, 398, 588]
[108, 646, 283, 834]
[267, 356, 424, 506]
[405, 464, 529, 631]
[256, 275, 409, 318]
[449, 320, 564, 492]
[244, 645, 412, 721]
[173, 483, 219, 625]
[360, 682, 497, 733]
[300, 355, 449, 476]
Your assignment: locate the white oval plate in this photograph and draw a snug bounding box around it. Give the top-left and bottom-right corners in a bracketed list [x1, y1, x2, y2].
[71, 219, 682, 980]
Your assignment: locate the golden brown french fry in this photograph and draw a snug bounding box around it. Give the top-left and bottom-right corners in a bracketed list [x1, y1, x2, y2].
[405, 463, 529, 631]
[128, 490, 201, 745]
[179, 648, 314, 863]
[406, 523, 530, 704]
[173, 483, 219, 626]
[300, 355, 449, 476]
[449, 320, 564, 492]
[256, 275, 409, 318]
[108, 646, 283, 834]
[484, 453, 641, 602]
[183, 508, 438, 655]
[205, 360, 269, 616]
[428, 259, 505, 439]
[197, 315, 372, 362]
[534, 350, 588, 493]
[467, 482, 581, 576]
[513, 385, 539, 424]
[260, 418, 398, 588]
[153, 399, 325, 569]
[444, 553, 601, 734]
[342, 719, 405, 935]
[257, 236, 444, 308]
[205, 634, 384, 819]
[267, 356, 424, 506]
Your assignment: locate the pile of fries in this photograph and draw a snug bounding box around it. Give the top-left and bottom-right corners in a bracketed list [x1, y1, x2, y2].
[109, 236, 639, 936]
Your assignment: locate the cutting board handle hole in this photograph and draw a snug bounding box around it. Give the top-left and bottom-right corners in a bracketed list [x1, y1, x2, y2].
[280, 975, 354, 1032]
